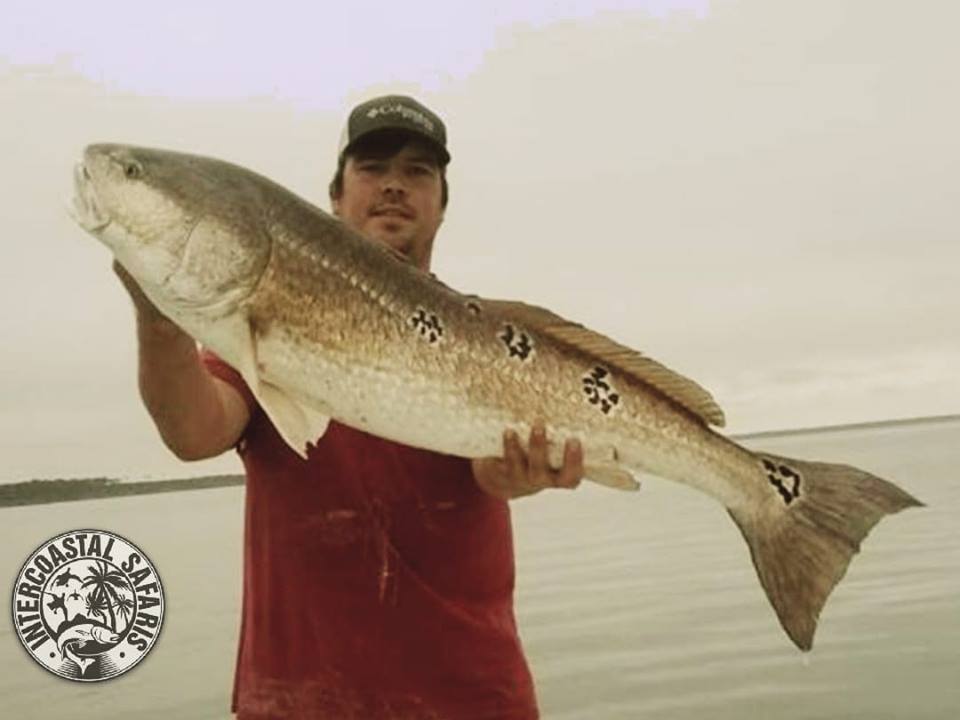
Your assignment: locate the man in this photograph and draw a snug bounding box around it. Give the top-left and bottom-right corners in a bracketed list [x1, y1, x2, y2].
[116, 95, 584, 719]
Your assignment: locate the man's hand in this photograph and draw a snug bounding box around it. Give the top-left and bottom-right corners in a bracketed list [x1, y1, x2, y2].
[471, 421, 584, 500]
[112, 260, 179, 331]
[111, 259, 250, 460]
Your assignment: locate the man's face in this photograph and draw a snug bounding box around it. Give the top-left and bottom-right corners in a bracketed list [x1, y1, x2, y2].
[332, 139, 445, 271]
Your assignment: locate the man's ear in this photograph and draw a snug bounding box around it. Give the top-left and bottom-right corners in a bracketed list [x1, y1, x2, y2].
[330, 195, 342, 217]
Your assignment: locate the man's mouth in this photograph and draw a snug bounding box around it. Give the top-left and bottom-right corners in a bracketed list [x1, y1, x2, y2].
[370, 205, 414, 220]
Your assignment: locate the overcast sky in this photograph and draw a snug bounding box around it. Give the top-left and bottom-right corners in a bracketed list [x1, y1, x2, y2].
[1, 0, 957, 482]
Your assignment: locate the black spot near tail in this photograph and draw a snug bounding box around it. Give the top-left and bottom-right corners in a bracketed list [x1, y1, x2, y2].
[763, 459, 802, 505]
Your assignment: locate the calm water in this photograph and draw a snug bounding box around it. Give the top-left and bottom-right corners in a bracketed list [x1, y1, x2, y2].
[514, 418, 960, 719]
[1, 419, 957, 718]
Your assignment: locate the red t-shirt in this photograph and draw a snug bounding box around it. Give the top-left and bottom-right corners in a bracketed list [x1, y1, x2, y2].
[201, 351, 538, 720]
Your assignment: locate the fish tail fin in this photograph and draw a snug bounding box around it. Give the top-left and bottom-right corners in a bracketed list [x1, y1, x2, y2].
[728, 452, 922, 651]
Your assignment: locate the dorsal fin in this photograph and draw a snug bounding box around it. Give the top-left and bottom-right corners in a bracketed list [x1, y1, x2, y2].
[484, 299, 726, 427]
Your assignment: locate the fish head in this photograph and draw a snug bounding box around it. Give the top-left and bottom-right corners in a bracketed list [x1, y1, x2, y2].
[71, 144, 273, 314]
[90, 625, 121, 644]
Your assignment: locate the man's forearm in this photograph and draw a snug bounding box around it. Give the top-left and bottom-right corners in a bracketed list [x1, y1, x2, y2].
[135, 315, 228, 459]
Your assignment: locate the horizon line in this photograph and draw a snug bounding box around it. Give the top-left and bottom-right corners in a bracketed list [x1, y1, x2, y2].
[1, 413, 957, 508]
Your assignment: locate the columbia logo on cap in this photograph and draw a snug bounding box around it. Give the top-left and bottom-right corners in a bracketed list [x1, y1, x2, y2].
[365, 103, 436, 133]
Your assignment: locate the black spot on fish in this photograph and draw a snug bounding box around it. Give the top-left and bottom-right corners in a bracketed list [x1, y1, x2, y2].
[499, 324, 534, 360]
[763, 459, 802, 506]
[410, 308, 444, 344]
[582, 366, 619, 415]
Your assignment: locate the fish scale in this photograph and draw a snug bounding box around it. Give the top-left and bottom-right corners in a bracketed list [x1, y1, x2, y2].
[255, 216, 689, 486]
[70, 143, 922, 651]
[253, 227, 537, 460]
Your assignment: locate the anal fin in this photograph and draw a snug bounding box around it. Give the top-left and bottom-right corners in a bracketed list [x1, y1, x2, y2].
[584, 464, 640, 491]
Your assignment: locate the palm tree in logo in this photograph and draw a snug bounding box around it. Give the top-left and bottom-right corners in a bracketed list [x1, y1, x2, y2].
[81, 561, 131, 631]
[113, 593, 135, 629]
[85, 593, 110, 626]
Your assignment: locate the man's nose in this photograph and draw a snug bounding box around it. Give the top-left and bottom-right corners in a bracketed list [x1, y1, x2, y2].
[379, 169, 407, 195]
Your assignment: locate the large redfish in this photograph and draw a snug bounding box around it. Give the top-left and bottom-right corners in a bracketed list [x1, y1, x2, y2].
[69, 144, 922, 650]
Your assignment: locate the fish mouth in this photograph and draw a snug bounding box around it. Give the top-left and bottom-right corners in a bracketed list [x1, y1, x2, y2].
[68, 161, 110, 232]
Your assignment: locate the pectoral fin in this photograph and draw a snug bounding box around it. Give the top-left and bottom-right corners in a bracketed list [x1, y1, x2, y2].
[211, 314, 332, 457]
[252, 381, 331, 458]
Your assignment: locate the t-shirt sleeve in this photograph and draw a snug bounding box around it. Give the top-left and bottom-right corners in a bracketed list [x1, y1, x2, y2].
[198, 348, 259, 417]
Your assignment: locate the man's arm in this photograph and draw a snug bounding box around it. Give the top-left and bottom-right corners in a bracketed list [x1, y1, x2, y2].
[114, 261, 250, 461]
[472, 421, 584, 500]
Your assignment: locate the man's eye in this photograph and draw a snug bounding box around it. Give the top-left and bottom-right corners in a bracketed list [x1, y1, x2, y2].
[358, 162, 384, 173]
[408, 165, 433, 176]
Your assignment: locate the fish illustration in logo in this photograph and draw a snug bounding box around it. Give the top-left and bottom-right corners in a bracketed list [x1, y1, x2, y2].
[56, 623, 120, 675]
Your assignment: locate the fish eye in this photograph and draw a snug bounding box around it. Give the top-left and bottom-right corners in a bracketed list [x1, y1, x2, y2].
[123, 161, 143, 179]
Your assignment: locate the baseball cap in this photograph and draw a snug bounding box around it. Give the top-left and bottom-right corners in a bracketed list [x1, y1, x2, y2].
[338, 94, 450, 165]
